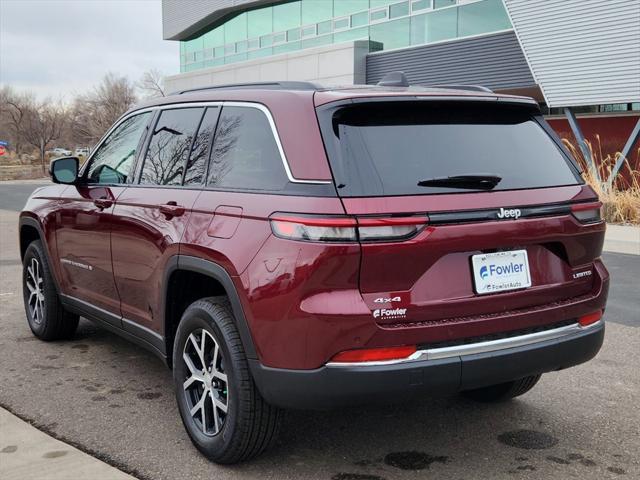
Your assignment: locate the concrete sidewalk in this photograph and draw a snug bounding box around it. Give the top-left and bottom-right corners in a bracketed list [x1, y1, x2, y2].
[0, 408, 136, 480]
[604, 224, 640, 255]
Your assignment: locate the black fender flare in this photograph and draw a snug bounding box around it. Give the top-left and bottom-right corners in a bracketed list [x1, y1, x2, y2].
[18, 216, 61, 293]
[163, 255, 258, 360]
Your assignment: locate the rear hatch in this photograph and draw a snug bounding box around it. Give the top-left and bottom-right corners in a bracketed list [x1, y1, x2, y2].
[316, 99, 604, 329]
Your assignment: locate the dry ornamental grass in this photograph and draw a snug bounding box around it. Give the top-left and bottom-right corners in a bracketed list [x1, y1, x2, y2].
[562, 136, 640, 225]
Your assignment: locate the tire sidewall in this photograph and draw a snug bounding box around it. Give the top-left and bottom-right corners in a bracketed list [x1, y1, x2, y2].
[173, 303, 240, 456]
[22, 242, 55, 337]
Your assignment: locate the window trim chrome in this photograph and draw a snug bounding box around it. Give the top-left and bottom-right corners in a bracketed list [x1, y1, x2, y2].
[82, 101, 332, 185]
[326, 320, 603, 367]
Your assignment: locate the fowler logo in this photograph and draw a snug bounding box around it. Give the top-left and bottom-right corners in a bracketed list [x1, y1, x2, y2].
[480, 266, 489, 279]
[480, 262, 525, 279]
[497, 207, 521, 219]
[373, 308, 407, 319]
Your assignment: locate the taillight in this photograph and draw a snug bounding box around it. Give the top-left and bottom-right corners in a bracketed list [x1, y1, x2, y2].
[270, 214, 357, 242]
[270, 213, 428, 243]
[330, 345, 417, 363]
[578, 310, 603, 327]
[571, 201, 602, 223]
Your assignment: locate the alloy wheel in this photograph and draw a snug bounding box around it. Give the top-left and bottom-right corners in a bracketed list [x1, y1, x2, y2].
[26, 257, 45, 325]
[182, 328, 229, 436]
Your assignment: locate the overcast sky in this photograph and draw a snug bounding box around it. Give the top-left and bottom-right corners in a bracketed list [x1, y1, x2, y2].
[0, 0, 178, 100]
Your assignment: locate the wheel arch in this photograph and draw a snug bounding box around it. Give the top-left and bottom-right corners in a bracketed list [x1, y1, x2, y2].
[163, 255, 258, 368]
[19, 216, 61, 293]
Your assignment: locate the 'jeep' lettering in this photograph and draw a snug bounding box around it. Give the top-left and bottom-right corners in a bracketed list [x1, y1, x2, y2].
[497, 207, 521, 219]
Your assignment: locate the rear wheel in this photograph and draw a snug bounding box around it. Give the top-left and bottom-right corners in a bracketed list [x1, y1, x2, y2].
[462, 375, 541, 402]
[22, 240, 79, 341]
[173, 297, 282, 464]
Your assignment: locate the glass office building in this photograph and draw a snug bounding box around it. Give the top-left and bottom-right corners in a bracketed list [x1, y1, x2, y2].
[180, 0, 511, 73]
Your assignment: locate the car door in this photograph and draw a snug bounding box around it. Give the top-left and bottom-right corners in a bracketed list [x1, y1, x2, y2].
[111, 106, 220, 341]
[55, 111, 153, 318]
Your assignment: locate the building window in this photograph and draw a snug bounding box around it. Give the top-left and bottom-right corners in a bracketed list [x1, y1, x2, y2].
[179, 0, 513, 72]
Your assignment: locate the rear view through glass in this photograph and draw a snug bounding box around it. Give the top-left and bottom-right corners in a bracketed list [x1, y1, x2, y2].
[319, 102, 581, 197]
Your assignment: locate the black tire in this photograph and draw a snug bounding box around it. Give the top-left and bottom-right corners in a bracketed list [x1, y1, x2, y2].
[173, 296, 282, 464]
[22, 240, 79, 341]
[461, 374, 542, 402]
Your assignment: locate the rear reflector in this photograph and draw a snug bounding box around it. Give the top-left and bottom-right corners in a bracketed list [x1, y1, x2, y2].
[578, 310, 602, 327]
[270, 213, 428, 243]
[571, 202, 602, 223]
[330, 345, 417, 363]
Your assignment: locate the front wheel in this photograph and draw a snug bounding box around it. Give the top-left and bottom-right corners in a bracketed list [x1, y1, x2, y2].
[22, 240, 79, 341]
[461, 374, 542, 402]
[173, 297, 282, 464]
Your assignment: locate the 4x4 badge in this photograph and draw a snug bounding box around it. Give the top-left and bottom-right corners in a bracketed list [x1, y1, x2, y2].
[373, 296, 401, 303]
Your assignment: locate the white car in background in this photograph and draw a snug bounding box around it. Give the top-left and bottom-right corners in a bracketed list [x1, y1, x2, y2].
[49, 147, 72, 157]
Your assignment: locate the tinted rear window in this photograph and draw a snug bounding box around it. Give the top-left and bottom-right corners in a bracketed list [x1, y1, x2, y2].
[320, 102, 580, 197]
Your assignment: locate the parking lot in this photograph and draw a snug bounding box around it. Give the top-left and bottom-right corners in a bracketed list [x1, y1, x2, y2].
[0, 182, 638, 480]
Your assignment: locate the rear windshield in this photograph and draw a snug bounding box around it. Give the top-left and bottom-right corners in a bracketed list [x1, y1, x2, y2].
[319, 102, 581, 197]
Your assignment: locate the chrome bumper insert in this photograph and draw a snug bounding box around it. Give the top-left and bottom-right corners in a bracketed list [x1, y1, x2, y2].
[327, 320, 603, 367]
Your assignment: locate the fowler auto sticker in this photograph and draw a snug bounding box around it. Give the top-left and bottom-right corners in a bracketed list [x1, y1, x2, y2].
[61, 258, 93, 271]
[373, 308, 407, 320]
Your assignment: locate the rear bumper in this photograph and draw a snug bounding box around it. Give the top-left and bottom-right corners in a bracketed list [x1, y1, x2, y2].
[250, 320, 604, 410]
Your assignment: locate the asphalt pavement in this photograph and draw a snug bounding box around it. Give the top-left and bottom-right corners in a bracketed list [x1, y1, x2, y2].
[1, 181, 638, 480]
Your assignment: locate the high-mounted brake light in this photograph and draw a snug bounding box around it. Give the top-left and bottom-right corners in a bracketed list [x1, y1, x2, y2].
[578, 310, 602, 327]
[571, 202, 602, 224]
[269, 214, 428, 243]
[330, 345, 417, 363]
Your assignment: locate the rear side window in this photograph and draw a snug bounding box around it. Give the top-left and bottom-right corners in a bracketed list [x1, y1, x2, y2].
[207, 106, 288, 191]
[140, 108, 204, 186]
[320, 102, 581, 197]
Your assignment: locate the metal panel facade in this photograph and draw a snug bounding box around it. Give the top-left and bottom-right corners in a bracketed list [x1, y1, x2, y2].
[162, 0, 275, 40]
[366, 31, 535, 90]
[504, 0, 640, 107]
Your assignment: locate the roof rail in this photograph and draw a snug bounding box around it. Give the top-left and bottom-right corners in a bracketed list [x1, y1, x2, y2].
[377, 71, 410, 87]
[430, 84, 494, 93]
[173, 81, 319, 95]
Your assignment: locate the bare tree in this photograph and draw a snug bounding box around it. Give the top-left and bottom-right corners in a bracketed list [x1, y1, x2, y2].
[138, 69, 166, 98]
[72, 73, 137, 145]
[1, 86, 35, 155]
[21, 100, 68, 173]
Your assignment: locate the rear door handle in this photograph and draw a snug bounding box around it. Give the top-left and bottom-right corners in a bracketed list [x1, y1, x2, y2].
[94, 198, 113, 209]
[159, 202, 186, 218]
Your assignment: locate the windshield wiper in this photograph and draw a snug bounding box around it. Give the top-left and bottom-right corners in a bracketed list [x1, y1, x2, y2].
[417, 174, 502, 190]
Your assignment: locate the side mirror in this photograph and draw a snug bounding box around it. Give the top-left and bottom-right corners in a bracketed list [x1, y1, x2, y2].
[50, 157, 79, 184]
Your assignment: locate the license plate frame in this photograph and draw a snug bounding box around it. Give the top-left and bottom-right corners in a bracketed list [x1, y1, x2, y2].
[471, 249, 532, 295]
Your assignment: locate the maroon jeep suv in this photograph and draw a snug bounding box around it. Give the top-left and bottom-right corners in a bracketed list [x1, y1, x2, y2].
[20, 79, 608, 464]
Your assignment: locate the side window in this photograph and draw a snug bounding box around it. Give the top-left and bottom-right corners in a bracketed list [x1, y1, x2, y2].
[140, 108, 204, 186]
[85, 112, 151, 184]
[207, 106, 288, 191]
[184, 107, 220, 186]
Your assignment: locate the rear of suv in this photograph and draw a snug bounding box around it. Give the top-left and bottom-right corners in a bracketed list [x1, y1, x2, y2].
[20, 79, 608, 464]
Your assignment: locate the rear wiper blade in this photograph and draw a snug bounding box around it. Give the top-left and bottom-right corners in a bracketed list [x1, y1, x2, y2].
[417, 174, 502, 190]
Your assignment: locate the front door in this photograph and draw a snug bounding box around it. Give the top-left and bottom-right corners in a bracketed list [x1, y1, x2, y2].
[55, 111, 153, 318]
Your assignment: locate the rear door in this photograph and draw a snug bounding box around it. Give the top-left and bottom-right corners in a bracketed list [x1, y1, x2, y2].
[55, 111, 153, 316]
[111, 106, 219, 340]
[318, 100, 604, 334]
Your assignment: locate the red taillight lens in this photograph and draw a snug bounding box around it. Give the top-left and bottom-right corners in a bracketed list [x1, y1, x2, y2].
[571, 202, 603, 223]
[270, 214, 357, 242]
[578, 310, 602, 327]
[330, 345, 417, 363]
[270, 213, 428, 243]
